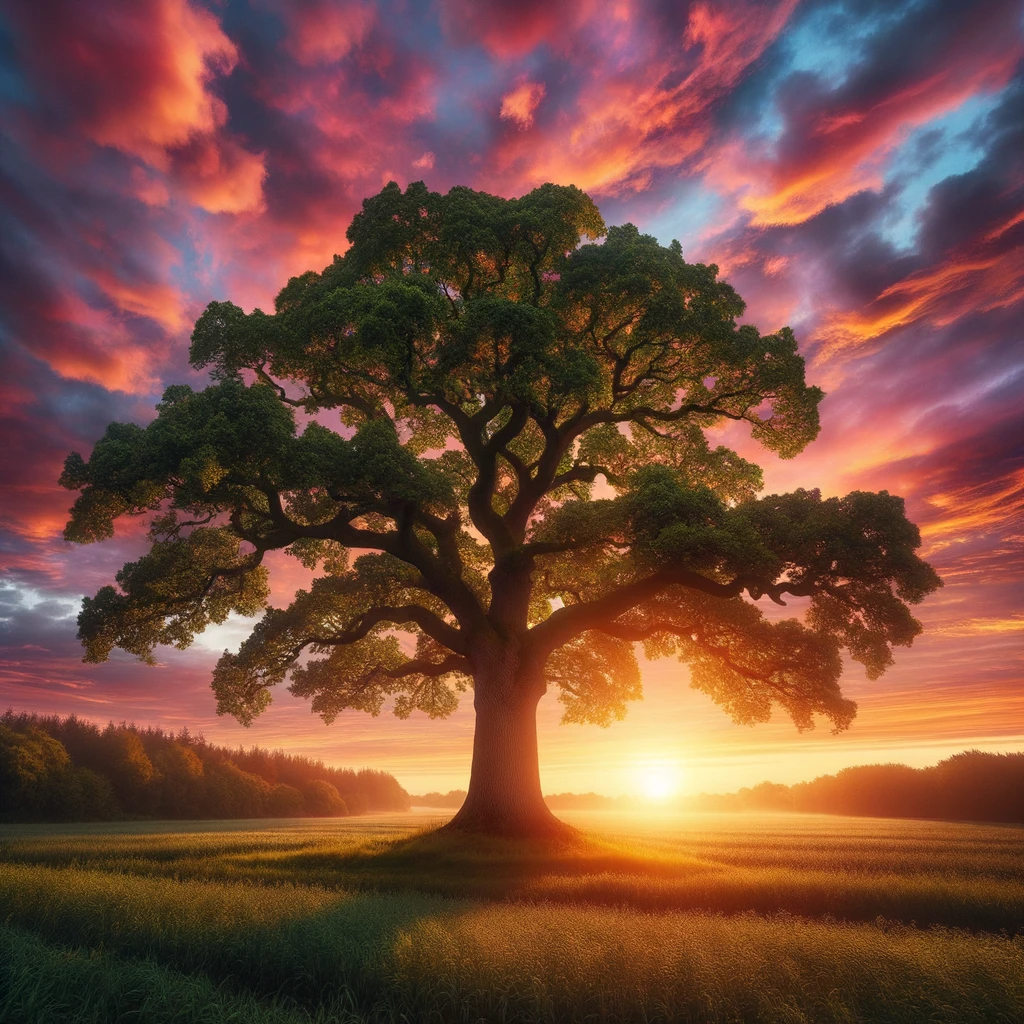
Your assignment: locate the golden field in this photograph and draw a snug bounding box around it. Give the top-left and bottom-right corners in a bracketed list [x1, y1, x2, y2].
[1, 811, 1022, 1023]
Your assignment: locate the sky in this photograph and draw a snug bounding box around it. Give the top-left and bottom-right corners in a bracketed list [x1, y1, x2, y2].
[1, 0, 1022, 799]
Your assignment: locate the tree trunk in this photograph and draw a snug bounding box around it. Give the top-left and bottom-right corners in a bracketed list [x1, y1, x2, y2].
[444, 659, 574, 841]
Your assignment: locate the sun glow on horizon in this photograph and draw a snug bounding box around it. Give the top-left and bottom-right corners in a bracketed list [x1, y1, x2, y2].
[635, 761, 683, 802]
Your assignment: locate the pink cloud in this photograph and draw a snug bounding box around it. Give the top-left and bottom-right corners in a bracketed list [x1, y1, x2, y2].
[6, 0, 265, 214]
[440, 0, 598, 59]
[278, 0, 376, 65]
[500, 79, 546, 128]
[480, 0, 798, 196]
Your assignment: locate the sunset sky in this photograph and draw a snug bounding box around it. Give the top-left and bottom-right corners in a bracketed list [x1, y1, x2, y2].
[1, 0, 1022, 798]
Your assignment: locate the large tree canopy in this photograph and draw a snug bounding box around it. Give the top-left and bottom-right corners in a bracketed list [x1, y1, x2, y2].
[61, 181, 941, 836]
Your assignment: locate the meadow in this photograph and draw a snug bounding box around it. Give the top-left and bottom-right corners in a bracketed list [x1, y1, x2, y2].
[1, 811, 1022, 1023]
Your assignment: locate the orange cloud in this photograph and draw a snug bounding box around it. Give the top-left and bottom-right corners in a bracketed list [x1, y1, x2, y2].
[170, 134, 267, 215]
[932, 614, 1024, 637]
[500, 80, 546, 128]
[484, 0, 798, 196]
[0, 488, 72, 543]
[716, 8, 1023, 226]
[817, 236, 1024, 360]
[921, 467, 1024, 550]
[24, 291, 156, 393]
[80, 232, 187, 332]
[89, 274, 186, 333]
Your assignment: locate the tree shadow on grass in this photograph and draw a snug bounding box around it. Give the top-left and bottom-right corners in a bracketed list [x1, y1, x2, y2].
[8, 821, 1023, 932]
[278, 825, 721, 903]
[270, 829, 1024, 932]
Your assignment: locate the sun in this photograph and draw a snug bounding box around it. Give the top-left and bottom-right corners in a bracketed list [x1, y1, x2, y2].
[637, 763, 680, 802]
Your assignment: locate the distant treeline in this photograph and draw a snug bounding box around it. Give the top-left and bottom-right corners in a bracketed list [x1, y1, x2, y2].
[0, 711, 410, 823]
[693, 751, 1024, 823]
[410, 789, 466, 808]
[415, 752, 1024, 824]
[545, 792, 636, 810]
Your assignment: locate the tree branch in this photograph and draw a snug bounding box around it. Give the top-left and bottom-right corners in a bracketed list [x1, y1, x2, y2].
[385, 653, 470, 679]
[499, 392, 758, 538]
[252, 365, 306, 406]
[464, 403, 528, 554]
[594, 617, 808, 701]
[257, 488, 485, 630]
[309, 603, 466, 654]
[196, 550, 266, 602]
[529, 569, 817, 656]
[550, 464, 615, 490]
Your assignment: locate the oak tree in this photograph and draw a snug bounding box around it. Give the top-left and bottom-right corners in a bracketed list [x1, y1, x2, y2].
[61, 182, 941, 838]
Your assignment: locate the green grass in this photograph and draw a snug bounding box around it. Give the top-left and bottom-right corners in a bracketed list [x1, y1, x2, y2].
[0, 925, 308, 1024]
[1, 812, 1022, 1022]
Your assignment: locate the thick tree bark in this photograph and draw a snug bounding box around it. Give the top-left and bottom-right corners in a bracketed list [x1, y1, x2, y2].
[444, 656, 574, 840]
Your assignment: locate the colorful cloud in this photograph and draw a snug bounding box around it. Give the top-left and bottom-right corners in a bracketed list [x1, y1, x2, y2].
[0, 0, 1021, 794]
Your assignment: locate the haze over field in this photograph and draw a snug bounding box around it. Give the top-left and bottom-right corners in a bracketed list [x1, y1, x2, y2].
[1, 0, 1022, 796]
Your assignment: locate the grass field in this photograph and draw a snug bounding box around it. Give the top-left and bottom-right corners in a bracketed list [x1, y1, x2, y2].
[1, 811, 1022, 1023]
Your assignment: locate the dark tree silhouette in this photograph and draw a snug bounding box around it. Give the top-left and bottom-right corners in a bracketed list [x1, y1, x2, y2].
[60, 182, 941, 838]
